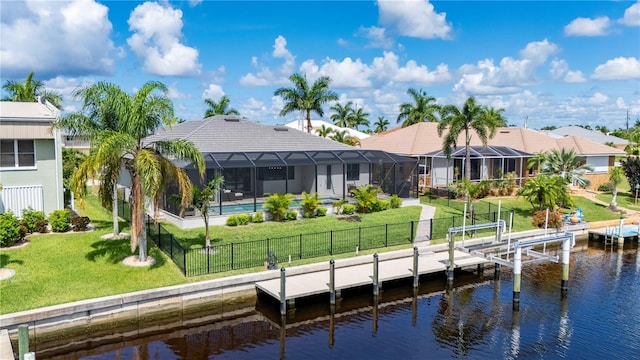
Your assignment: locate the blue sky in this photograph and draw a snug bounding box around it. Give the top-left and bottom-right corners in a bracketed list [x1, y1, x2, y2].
[1, 0, 639, 130]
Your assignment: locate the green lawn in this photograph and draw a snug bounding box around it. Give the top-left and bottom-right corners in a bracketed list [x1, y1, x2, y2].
[596, 189, 640, 213]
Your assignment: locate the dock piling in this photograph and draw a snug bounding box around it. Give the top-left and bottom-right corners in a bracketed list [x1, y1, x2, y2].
[412, 246, 419, 288]
[373, 253, 379, 296]
[19, 324, 29, 360]
[561, 235, 570, 296]
[447, 233, 455, 284]
[617, 217, 625, 247]
[280, 268, 286, 315]
[513, 246, 522, 311]
[494, 263, 501, 280]
[329, 259, 336, 305]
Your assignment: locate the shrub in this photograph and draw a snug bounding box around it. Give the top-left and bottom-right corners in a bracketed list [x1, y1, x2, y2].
[531, 210, 563, 229]
[373, 199, 389, 212]
[389, 195, 402, 209]
[285, 210, 298, 221]
[332, 199, 346, 215]
[301, 191, 320, 218]
[263, 193, 293, 222]
[34, 219, 49, 233]
[19, 224, 28, 240]
[351, 184, 382, 213]
[0, 212, 21, 247]
[21, 207, 46, 233]
[316, 207, 327, 217]
[342, 204, 356, 215]
[598, 182, 614, 193]
[49, 209, 72, 232]
[237, 214, 251, 225]
[448, 181, 467, 199]
[252, 212, 264, 223]
[226, 215, 239, 226]
[71, 216, 90, 231]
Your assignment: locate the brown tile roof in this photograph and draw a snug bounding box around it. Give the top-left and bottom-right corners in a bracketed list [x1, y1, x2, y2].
[359, 123, 626, 156]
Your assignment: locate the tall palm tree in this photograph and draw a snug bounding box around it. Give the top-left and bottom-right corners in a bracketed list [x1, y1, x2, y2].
[438, 97, 500, 183]
[59, 81, 205, 262]
[349, 107, 370, 131]
[204, 95, 239, 117]
[541, 148, 594, 188]
[191, 172, 224, 250]
[373, 116, 390, 133]
[274, 73, 338, 133]
[315, 124, 333, 138]
[330, 101, 354, 128]
[396, 88, 440, 127]
[2, 72, 63, 109]
[608, 166, 625, 211]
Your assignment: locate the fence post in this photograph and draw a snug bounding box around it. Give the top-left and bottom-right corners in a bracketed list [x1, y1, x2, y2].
[231, 243, 235, 270]
[157, 222, 161, 245]
[183, 241, 187, 276]
[429, 218, 433, 240]
[170, 233, 173, 258]
[267, 238, 270, 252]
[385, 224, 388, 247]
[207, 245, 210, 273]
[299, 234, 302, 259]
[410, 221, 415, 242]
[358, 227, 362, 250]
[330, 230, 333, 255]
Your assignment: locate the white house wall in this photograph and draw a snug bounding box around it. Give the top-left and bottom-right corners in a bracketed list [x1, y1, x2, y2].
[431, 158, 451, 187]
[587, 156, 609, 173]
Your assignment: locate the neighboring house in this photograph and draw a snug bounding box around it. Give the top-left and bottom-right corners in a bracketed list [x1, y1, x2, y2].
[359, 123, 625, 191]
[0, 100, 64, 216]
[285, 119, 370, 140]
[141, 115, 416, 222]
[546, 126, 628, 150]
[61, 133, 91, 153]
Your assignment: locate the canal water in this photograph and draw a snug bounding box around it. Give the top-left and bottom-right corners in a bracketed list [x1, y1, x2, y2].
[37, 241, 639, 359]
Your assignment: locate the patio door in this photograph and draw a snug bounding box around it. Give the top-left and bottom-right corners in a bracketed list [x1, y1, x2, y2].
[326, 165, 332, 190]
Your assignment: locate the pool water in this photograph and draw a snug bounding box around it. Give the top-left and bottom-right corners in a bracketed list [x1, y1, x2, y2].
[209, 197, 339, 214]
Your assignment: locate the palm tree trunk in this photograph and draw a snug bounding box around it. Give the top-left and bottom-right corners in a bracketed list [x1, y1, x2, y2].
[610, 188, 618, 210]
[205, 217, 211, 249]
[112, 182, 119, 236]
[306, 110, 312, 133]
[131, 173, 148, 261]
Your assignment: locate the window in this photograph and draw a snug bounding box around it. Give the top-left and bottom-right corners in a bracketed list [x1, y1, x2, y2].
[326, 165, 332, 189]
[257, 166, 294, 181]
[0, 140, 35, 168]
[347, 163, 360, 181]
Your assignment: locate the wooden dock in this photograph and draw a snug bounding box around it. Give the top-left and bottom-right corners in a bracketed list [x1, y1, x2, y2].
[255, 249, 488, 305]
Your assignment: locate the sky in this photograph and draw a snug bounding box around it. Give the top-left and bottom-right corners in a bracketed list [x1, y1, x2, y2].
[1, 0, 639, 131]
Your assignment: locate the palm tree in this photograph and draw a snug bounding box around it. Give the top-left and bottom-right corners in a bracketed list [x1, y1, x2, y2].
[204, 95, 239, 117]
[373, 116, 390, 133]
[330, 101, 354, 128]
[438, 97, 501, 183]
[315, 124, 333, 138]
[516, 174, 572, 210]
[191, 173, 224, 250]
[526, 152, 548, 174]
[396, 88, 440, 127]
[541, 148, 594, 188]
[274, 73, 338, 133]
[331, 130, 348, 143]
[608, 166, 625, 211]
[2, 72, 63, 109]
[60, 81, 205, 262]
[484, 107, 508, 127]
[349, 107, 370, 131]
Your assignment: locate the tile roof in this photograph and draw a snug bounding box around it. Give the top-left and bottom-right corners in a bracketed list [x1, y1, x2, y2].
[359, 122, 626, 156]
[144, 115, 356, 152]
[548, 126, 628, 145]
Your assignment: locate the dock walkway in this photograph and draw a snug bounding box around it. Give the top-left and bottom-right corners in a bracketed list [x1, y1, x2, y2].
[256, 248, 488, 302]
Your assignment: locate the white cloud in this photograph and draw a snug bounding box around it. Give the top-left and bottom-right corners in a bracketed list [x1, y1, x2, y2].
[127, 2, 201, 76]
[188, 0, 203, 6]
[377, 0, 451, 39]
[0, 0, 117, 77]
[588, 92, 609, 105]
[202, 84, 225, 100]
[592, 57, 640, 80]
[619, 1, 640, 26]
[550, 59, 586, 83]
[306, 57, 374, 88]
[358, 26, 394, 48]
[564, 16, 610, 36]
[337, 38, 349, 47]
[371, 52, 450, 84]
[166, 83, 189, 99]
[565, 71, 586, 83]
[453, 39, 559, 95]
[240, 36, 295, 86]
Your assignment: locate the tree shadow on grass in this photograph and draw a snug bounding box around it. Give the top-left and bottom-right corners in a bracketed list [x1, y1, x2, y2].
[90, 219, 130, 233]
[86, 239, 168, 269]
[0, 253, 24, 267]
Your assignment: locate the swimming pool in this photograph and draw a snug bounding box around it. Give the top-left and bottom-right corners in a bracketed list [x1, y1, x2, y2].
[209, 197, 339, 214]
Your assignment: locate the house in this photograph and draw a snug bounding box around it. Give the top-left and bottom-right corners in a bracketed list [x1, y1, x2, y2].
[285, 119, 370, 140]
[546, 126, 628, 151]
[0, 100, 64, 216]
[142, 115, 417, 221]
[359, 123, 626, 191]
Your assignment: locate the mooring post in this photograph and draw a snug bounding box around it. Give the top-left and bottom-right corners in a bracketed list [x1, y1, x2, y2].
[18, 324, 29, 360]
[561, 236, 570, 297]
[447, 233, 455, 284]
[412, 246, 419, 288]
[329, 304, 336, 346]
[280, 268, 286, 316]
[329, 259, 336, 305]
[513, 246, 522, 311]
[280, 314, 286, 358]
[494, 263, 501, 280]
[617, 216, 625, 247]
[373, 253, 379, 296]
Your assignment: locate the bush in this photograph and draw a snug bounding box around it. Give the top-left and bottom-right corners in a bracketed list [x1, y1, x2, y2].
[0, 212, 21, 247]
[226, 215, 239, 226]
[351, 184, 382, 213]
[237, 214, 251, 225]
[34, 219, 49, 233]
[285, 210, 298, 221]
[389, 195, 402, 209]
[373, 199, 389, 212]
[301, 191, 320, 218]
[316, 207, 327, 217]
[263, 193, 293, 222]
[19, 224, 28, 240]
[71, 216, 90, 231]
[21, 207, 46, 233]
[531, 210, 563, 229]
[49, 209, 72, 232]
[342, 204, 356, 215]
[251, 212, 264, 223]
[598, 182, 614, 193]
